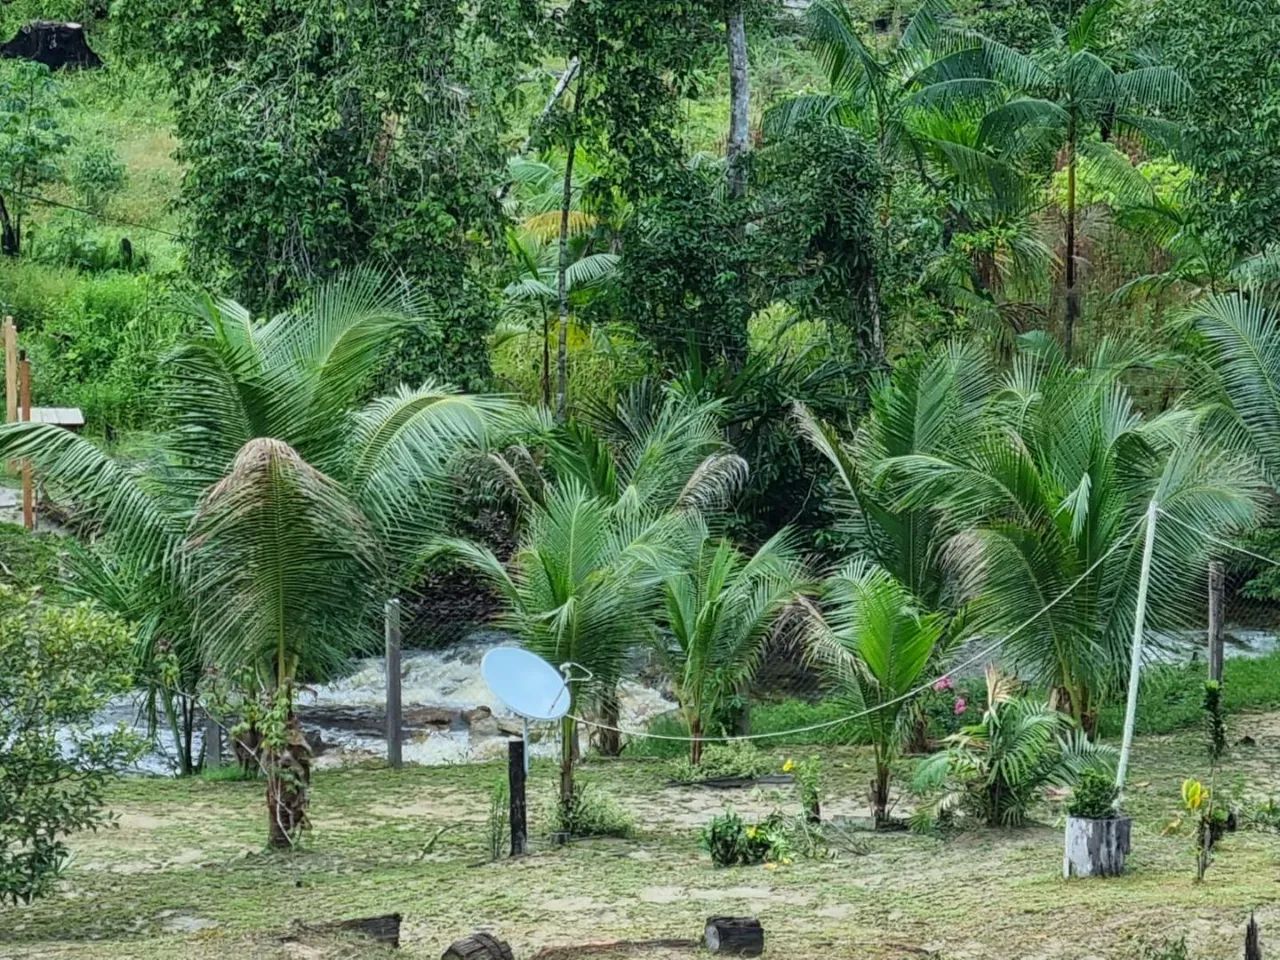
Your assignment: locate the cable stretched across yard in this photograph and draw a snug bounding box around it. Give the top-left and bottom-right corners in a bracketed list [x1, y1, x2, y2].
[570, 511, 1151, 744]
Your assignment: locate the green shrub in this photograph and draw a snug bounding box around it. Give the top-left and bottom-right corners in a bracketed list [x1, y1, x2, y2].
[0, 587, 142, 904]
[668, 739, 776, 782]
[487, 779, 509, 859]
[1067, 770, 1120, 819]
[0, 525, 65, 596]
[701, 808, 789, 867]
[545, 783, 635, 839]
[69, 142, 127, 215]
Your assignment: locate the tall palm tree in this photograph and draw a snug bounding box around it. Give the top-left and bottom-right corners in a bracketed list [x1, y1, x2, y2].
[766, 0, 999, 354]
[880, 337, 1260, 733]
[439, 483, 693, 816]
[657, 529, 807, 765]
[806, 558, 945, 825]
[975, 0, 1189, 355]
[0, 269, 517, 845]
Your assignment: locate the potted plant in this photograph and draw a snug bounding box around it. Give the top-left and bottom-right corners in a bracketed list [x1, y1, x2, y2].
[1063, 770, 1130, 878]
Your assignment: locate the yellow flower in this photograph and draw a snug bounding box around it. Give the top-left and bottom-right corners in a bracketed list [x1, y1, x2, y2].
[764, 861, 778, 871]
[782, 758, 795, 773]
[745, 826, 757, 839]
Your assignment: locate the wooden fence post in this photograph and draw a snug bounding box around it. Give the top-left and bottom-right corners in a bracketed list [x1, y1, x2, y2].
[204, 710, 222, 770]
[385, 598, 402, 769]
[1208, 560, 1225, 684]
[4, 317, 15, 426]
[508, 738, 527, 857]
[18, 351, 32, 530]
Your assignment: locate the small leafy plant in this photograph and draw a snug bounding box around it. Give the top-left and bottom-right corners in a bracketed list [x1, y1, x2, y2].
[487, 779, 509, 860]
[1067, 770, 1120, 819]
[669, 739, 774, 782]
[786, 755, 823, 822]
[545, 783, 635, 839]
[702, 808, 790, 867]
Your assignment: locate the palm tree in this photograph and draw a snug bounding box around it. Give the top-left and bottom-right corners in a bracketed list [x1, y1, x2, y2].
[657, 529, 807, 765]
[439, 483, 693, 816]
[880, 337, 1261, 733]
[766, 0, 999, 353]
[806, 558, 945, 825]
[0, 269, 516, 845]
[975, 0, 1189, 354]
[795, 340, 992, 610]
[1184, 290, 1280, 485]
[913, 668, 1115, 827]
[480, 385, 749, 754]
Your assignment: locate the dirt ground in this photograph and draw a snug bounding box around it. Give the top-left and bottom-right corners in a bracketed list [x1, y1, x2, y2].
[2, 716, 1278, 960]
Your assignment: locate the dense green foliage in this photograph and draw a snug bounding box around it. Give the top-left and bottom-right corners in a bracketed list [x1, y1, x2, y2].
[0, 587, 140, 904]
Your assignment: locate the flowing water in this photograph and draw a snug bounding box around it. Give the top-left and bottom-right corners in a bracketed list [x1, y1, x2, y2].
[101, 623, 1278, 775]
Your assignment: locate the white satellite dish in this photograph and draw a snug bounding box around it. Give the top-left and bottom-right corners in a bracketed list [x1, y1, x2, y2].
[481, 647, 572, 772]
[481, 647, 571, 722]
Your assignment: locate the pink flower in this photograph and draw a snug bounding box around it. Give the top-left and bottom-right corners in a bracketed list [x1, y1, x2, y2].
[933, 676, 954, 692]
[953, 697, 967, 716]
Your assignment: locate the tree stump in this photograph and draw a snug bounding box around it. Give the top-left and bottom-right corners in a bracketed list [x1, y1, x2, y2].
[705, 917, 765, 956]
[442, 933, 515, 960]
[1245, 911, 1261, 960]
[0, 22, 102, 70]
[1063, 815, 1131, 878]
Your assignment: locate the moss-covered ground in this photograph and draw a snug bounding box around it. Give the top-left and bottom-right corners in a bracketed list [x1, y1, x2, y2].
[3, 715, 1278, 960]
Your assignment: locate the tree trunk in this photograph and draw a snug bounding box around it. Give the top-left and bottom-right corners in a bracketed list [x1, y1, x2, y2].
[1063, 815, 1131, 878]
[558, 713, 576, 833]
[541, 309, 551, 408]
[554, 68, 582, 423]
[725, 2, 750, 202]
[0, 194, 19, 257]
[266, 714, 311, 849]
[1063, 119, 1078, 359]
[869, 761, 890, 826]
[596, 687, 621, 757]
[690, 716, 704, 766]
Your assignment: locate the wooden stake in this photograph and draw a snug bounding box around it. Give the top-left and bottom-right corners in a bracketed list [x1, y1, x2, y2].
[508, 738, 527, 857]
[1208, 560, 1225, 684]
[18, 352, 32, 530]
[385, 598, 402, 769]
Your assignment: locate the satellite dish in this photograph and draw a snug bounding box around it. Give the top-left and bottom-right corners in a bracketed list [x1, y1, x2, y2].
[481, 647, 571, 722]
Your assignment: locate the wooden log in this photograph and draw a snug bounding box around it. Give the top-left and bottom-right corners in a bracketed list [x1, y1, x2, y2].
[1063, 815, 1131, 878]
[705, 917, 764, 956]
[442, 933, 514, 960]
[0, 21, 102, 70]
[289, 913, 401, 948]
[508, 738, 527, 857]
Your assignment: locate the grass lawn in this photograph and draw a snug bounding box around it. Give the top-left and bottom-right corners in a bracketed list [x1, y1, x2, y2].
[3, 716, 1278, 960]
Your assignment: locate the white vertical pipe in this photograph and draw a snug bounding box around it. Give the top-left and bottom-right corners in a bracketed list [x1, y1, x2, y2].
[1116, 499, 1159, 794]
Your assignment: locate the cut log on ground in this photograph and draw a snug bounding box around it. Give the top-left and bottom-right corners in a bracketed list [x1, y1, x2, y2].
[1063, 815, 1131, 878]
[705, 917, 764, 956]
[442, 933, 515, 960]
[0, 22, 102, 69]
[285, 913, 401, 948]
[530, 939, 700, 959]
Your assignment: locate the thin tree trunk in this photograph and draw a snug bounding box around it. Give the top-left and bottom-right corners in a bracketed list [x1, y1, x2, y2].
[0, 194, 19, 257]
[266, 714, 311, 849]
[1063, 117, 1078, 359]
[690, 715, 704, 766]
[541, 309, 551, 408]
[725, 1, 750, 202]
[870, 761, 890, 826]
[558, 714, 576, 832]
[597, 687, 621, 757]
[554, 69, 582, 423]
[497, 57, 581, 201]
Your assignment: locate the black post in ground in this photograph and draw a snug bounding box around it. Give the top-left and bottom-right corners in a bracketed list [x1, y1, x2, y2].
[508, 738, 527, 856]
[1208, 560, 1225, 684]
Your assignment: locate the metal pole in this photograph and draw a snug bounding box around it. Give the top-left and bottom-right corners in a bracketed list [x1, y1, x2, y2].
[385, 598, 402, 769]
[1208, 560, 1225, 684]
[1116, 499, 1159, 794]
